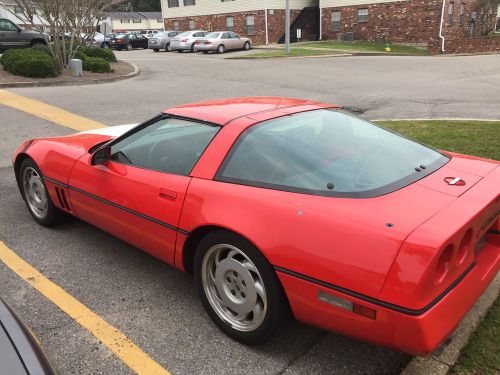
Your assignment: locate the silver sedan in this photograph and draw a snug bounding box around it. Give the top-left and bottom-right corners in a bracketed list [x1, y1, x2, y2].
[148, 30, 181, 52]
[194, 31, 252, 54]
[170, 30, 208, 52]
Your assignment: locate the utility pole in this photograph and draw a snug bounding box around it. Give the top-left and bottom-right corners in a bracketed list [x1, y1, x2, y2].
[285, 0, 290, 54]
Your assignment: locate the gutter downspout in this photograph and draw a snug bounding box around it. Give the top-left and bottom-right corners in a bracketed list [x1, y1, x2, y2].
[438, 0, 446, 52]
[319, 4, 322, 40]
[264, 0, 269, 44]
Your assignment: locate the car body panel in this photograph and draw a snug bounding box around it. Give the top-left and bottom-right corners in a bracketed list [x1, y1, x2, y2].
[12, 97, 500, 355]
[148, 30, 179, 50]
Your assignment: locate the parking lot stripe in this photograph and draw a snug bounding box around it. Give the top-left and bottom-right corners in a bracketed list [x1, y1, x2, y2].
[0, 89, 105, 131]
[0, 241, 170, 375]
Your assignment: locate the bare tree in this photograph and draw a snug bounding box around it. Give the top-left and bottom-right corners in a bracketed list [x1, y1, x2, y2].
[4, 0, 116, 69]
[470, 0, 500, 36]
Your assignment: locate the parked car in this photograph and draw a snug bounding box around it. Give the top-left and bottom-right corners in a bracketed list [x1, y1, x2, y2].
[0, 18, 46, 51]
[141, 30, 161, 38]
[0, 297, 56, 374]
[170, 30, 207, 52]
[148, 30, 180, 52]
[108, 33, 148, 51]
[12, 97, 500, 355]
[194, 31, 251, 54]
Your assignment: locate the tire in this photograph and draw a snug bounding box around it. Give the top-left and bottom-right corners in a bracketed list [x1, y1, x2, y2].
[177, 49, 183, 53]
[19, 158, 66, 227]
[217, 44, 225, 54]
[191, 43, 196, 52]
[202, 51, 209, 54]
[30, 39, 45, 47]
[153, 48, 159, 52]
[166, 43, 172, 52]
[126, 43, 132, 51]
[102, 42, 110, 49]
[243, 41, 251, 51]
[194, 230, 289, 345]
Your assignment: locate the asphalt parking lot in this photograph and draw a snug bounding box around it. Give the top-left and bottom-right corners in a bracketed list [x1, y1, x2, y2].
[1, 49, 500, 374]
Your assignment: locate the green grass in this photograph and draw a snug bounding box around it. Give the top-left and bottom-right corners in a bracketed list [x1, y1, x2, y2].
[234, 48, 343, 58]
[450, 297, 500, 375]
[301, 41, 428, 55]
[376, 120, 500, 160]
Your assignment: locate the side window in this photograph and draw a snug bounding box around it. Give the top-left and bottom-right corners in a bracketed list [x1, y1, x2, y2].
[222, 32, 230, 39]
[0, 19, 18, 32]
[229, 31, 238, 38]
[168, 32, 177, 37]
[110, 117, 219, 175]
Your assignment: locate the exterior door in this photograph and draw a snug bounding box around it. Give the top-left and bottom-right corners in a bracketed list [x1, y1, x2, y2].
[68, 116, 220, 265]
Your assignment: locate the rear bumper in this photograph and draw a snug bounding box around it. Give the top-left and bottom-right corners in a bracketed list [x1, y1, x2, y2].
[170, 42, 192, 51]
[194, 44, 217, 52]
[277, 231, 499, 355]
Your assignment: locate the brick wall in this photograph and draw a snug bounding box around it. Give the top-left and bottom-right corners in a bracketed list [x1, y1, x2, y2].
[164, 9, 312, 45]
[321, 0, 442, 45]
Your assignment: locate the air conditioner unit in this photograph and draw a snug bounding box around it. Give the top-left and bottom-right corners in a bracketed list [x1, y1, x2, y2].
[338, 32, 355, 41]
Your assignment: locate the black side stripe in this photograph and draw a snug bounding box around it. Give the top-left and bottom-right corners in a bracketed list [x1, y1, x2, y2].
[275, 262, 476, 316]
[43, 177, 189, 235]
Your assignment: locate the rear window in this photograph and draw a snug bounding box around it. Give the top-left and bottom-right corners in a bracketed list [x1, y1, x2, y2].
[177, 31, 192, 37]
[216, 109, 449, 198]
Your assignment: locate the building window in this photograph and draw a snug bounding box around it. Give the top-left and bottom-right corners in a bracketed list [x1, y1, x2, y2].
[173, 21, 180, 31]
[447, 2, 454, 25]
[357, 8, 368, 22]
[168, 0, 179, 8]
[133, 19, 142, 23]
[226, 16, 234, 32]
[246, 15, 255, 35]
[120, 19, 130, 24]
[459, 3, 465, 25]
[13, 6, 22, 13]
[330, 11, 341, 31]
[157, 18, 163, 23]
[188, 19, 195, 30]
[184, 0, 196, 5]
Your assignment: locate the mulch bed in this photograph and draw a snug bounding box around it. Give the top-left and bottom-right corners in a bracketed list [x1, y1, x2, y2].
[0, 61, 135, 86]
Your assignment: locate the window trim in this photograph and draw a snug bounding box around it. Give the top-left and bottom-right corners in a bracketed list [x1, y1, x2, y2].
[330, 11, 341, 31]
[357, 8, 368, 23]
[214, 109, 450, 199]
[97, 114, 220, 177]
[447, 2, 454, 25]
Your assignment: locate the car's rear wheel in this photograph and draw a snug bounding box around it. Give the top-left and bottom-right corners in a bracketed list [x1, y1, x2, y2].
[126, 43, 132, 51]
[194, 231, 288, 345]
[20, 158, 66, 227]
[153, 48, 159, 52]
[217, 44, 225, 54]
[166, 43, 172, 52]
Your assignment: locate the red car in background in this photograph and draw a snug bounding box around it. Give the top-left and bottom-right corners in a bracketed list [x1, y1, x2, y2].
[12, 97, 499, 355]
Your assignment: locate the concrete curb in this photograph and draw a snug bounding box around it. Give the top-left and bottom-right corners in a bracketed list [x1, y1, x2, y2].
[0, 61, 139, 89]
[401, 275, 500, 375]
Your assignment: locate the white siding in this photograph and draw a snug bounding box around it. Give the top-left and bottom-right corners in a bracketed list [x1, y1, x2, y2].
[162, 0, 315, 18]
[320, 0, 406, 9]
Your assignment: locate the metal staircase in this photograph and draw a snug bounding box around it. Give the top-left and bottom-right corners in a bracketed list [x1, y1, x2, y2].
[278, 7, 320, 44]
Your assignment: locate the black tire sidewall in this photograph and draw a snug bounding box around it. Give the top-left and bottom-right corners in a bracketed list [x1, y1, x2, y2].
[194, 230, 288, 345]
[19, 158, 58, 227]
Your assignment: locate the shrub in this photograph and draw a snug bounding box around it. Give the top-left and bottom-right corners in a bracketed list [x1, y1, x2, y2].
[0, 48, 17, 65]
[1, 49, 59, 78]
[30, 44, 52, 56]
[82, 57, 111, 73]
[79, 47, 116, 62]
[74, 49, 88, 61]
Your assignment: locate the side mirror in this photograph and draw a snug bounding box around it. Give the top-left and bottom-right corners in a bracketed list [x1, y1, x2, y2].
[91, 146, 111, 166]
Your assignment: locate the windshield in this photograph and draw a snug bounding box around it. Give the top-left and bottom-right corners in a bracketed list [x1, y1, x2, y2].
[205, 32, 220, 38]
[176, 31, 192, 37]
[217, 109, 448, 198]
[115, 34, 126, 38]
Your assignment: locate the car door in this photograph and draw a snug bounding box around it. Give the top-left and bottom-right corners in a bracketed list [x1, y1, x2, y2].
[68, 116, 220, 265]
[220, 32, 232, 50]
[229, 32, 244, 49]
[136, 34, 148, 48]
[0, 19, 26, 49]
[127, 34, 137, 47]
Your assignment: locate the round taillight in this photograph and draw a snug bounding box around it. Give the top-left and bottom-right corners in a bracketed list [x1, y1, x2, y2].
[456, 229, 473, 265]
[434, 245, 454, 284]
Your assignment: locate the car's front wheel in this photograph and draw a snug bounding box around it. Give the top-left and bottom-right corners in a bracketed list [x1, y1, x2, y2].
[166, 43, 172, 52]
[217, 44, 225, 54]
[194, 231, 288, 345]
[243, 41, 251, 50]
[126, 43, 132, 51]
[20, 158, 66, 227]
[153, 48, 159, 52]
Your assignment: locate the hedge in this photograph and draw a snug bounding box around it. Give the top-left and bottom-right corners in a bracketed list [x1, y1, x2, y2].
[79, 47, 116, 62]
[1, 49, 59, 78]
[82, 57, 111, 73]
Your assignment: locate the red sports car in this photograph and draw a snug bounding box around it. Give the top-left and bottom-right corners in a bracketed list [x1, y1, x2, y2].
[12, 97, 499, 355]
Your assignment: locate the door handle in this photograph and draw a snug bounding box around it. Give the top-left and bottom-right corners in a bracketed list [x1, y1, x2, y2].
[159, 188, 177, 201]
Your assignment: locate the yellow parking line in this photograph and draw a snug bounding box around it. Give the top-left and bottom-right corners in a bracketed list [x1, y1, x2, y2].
[0, 241, 170, 375]
[0, 89, 105, 131]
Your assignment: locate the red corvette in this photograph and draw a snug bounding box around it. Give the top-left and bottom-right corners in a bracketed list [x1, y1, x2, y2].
[12, 97, 499, 355]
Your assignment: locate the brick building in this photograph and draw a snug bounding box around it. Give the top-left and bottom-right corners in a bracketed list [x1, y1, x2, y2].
[160, 0, 500, 53]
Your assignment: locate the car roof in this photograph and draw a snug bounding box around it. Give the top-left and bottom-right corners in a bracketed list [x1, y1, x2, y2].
[163, 97, 337, 125]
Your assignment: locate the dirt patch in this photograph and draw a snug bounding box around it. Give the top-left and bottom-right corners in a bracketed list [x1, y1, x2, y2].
[0, 60, 136, 87]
